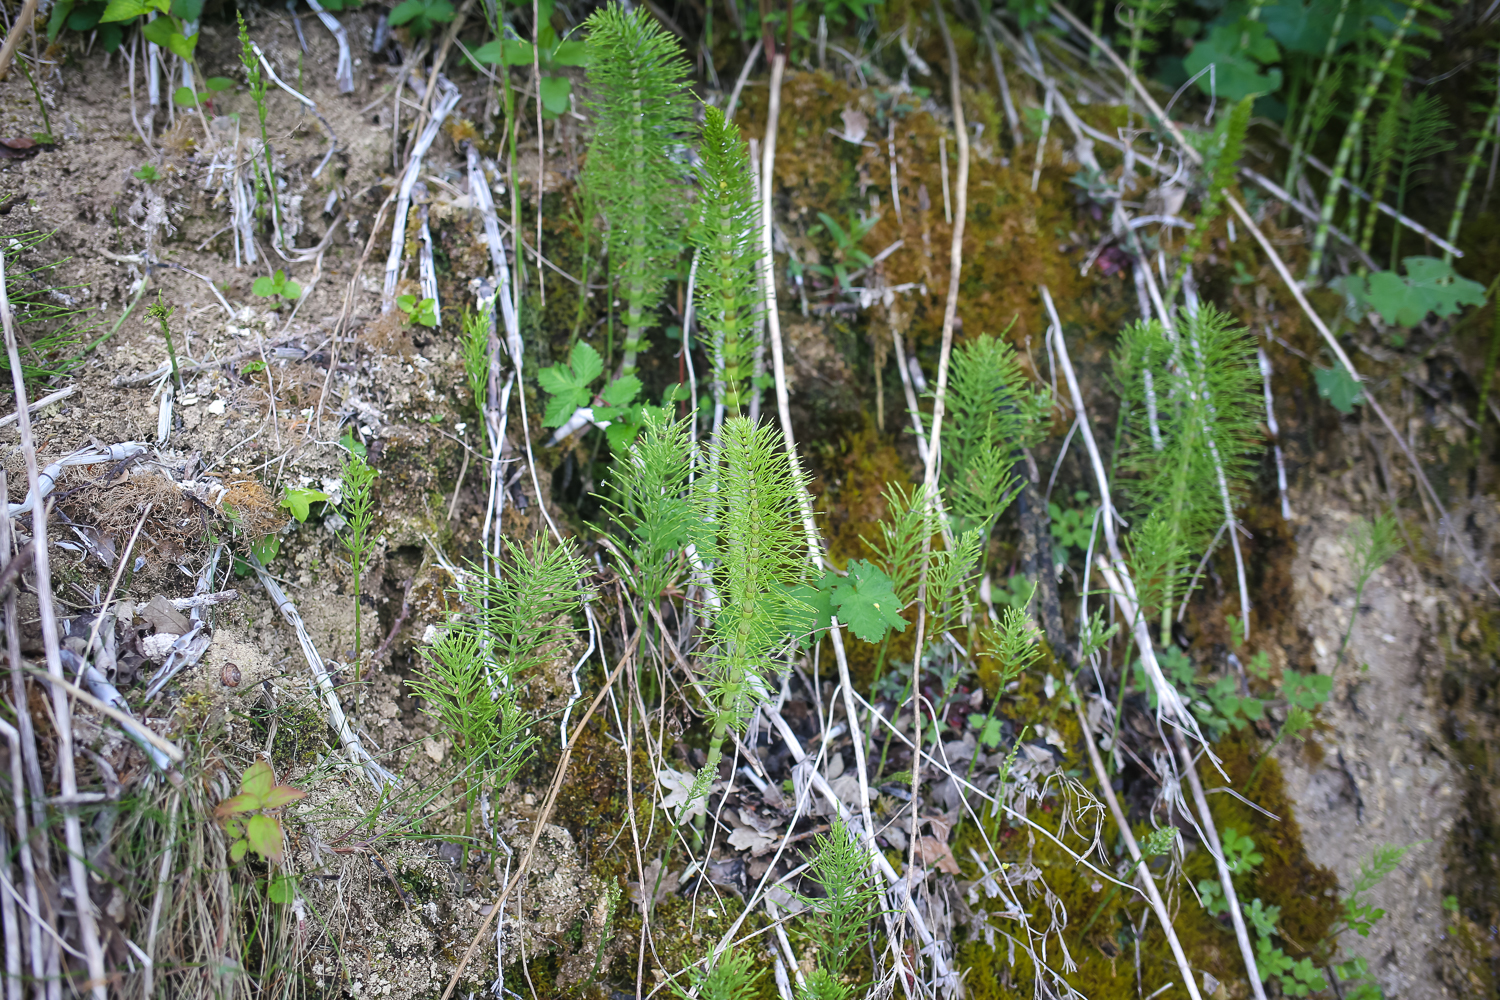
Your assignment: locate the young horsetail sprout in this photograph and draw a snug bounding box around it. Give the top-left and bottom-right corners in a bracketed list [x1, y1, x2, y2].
[582, 2, 691, 377]
[1387, 91, 1453, 271]
[1444, 48, 1500, 262]
[1306, 0, 1424, 279]
[1113, 305, 1261, 637]
[691, 105, 763, 418]
[146, 296, 182, 392]
[339, 441, 377, 671]
[1337, 513, 1402, 668]
[690, 415, 810, 799]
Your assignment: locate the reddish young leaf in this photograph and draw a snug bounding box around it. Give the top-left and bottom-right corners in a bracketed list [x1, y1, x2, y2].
[214, 793, 259, 819]
[239, 760, 275, 803]
[245, 814, 284, 863]
[261, 785, 306, 809]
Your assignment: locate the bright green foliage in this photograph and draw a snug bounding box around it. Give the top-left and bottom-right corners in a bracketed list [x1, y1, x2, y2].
[1315, 364, 1364, 414]
[862, 482, 936, 607]
[253, 269, 303, 302]
[395, 294, 438, 327]
[821, 559, 906, 643]
[583, 2, 692, 375]
[795, 820, 882, 981]
[540, 342, 607, 426]
[976, 600, 1044, 691]
[806, 212, 876, 289]
[1338, 513, 1403, 664]
[1116, 0, 1175, 79]
[133, 163, 159, 182]
[1256, 938, 1328, 996]
[340, 444, 378, 665]
[0, 233, 92, 385]
[1334, 957, 1384, 1000]
[280, 486, 329, 523]
[797, 970, 855, 1000]
[924, 528, 984, 636]
[1184, 22, 1283, 99]
[1389, 93, 1454, 268]
[237, 11, 277, 229]
[692, 417, 811, 795]
[1334, 256, 1485, 328]
[1114, 306, 1260, 632]
[410, 534, 587, 807]
[1244, 897, 1281, 938]
[1048, 491, 1098, 553]
[600, 414, 695, 605]
[462, 307, 491, 415]
[1221, 828, 1263, 873]
[472, 0, 585, 117]
[1141, 825, 1178, 858]
[673, 947, 762, 1000]
[943, 333, 1048, 531]
[1199, 878, 1229, 915]
[690, 106, 762, 415]
[1124, 511, 1191, 629]
[1201, 674, 1265, 734]
[214, 761, 305, 864]
[1282, 669, 1333, 710]
[388, 0, 454, 36]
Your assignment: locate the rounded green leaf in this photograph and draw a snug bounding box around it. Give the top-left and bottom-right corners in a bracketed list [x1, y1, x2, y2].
[538, 75, 571, 116]
[245, 814, 283, 862]
[284, 280, 303, 300]
[240, 759, 274, 800]
[140, 15, 174, 44]
[229, 838, 250, 862]
[172, 85, 201, 108]
[205, 76, 235, 92]
[165, 31, 197, 59]
[386, 0, 423, 25]
[214, 792, 259, 818]
[99, 0, 151, 23]
[252, 276, 274, 297]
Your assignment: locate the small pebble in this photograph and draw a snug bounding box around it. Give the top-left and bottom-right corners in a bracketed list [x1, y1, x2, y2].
[221, 662, 241, 687]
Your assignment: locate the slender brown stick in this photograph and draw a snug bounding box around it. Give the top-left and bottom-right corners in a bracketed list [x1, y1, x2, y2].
[0, 0, 38, 81]
[438, 639, 635, 999]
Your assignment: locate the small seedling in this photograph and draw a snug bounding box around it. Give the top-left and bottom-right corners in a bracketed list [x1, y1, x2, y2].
[253, 269, 303, 303]
[1048, 490, 1099, 553]
[387, 0, 454, 36]
[338, 437, 377, 668]
[214, 760, 306, 864]
[146, 296, 182, 391]
[133, 163, 159, 182]
[281, 485, 330, 523]
[1338, 513, 1403, 667]
[395, 294, 438, 327]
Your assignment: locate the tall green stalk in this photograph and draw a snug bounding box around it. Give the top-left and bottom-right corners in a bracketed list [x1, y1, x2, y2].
[1307, 1, 1422, 279]
[1388, 92, 1452, 269]
[583, 2, 691, 377]
[1357, 80, 1404, 264]
[690, 106, 762, 416]
[1283, 0, 1353, 205]
[340, 447, 377, 670]
[1444, 54, 1500, 264]
[1166, 96, 1252, 304]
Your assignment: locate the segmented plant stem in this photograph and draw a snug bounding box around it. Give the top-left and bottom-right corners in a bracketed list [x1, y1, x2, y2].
[1444, 60, 1500, 264]
[1307, 1, 1420, 279]
[1283, 0, 1353, 202]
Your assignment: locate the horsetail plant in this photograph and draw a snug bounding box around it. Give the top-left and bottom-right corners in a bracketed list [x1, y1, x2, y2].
[1113, 305, 1261, 637]
[409, 533, 588, 874]
[691, 416, 811, 798]
[1167, 95, 1253, 306]
[1388, 92, 1453, 269]
[583, 1, 692, 377]
[691, 105, 763, 418]
[1282, 0, 1353, 202]
[1307, 0, 1428, 279]
[1444, 47, 1500, 261]
[339, 438, 377, 670]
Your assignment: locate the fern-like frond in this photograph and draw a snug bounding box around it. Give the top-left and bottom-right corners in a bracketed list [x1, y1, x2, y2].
[583, 2, 692, 374]
[692, 105, 763, 415]
[600, 412, 695, 605]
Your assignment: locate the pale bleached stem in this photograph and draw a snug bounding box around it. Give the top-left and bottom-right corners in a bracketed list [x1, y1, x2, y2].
[382, 83, 461, 310]
[305, 0, 354, 93]
[1258, 347, 1292, 520]
[0, 225, 108, 1000]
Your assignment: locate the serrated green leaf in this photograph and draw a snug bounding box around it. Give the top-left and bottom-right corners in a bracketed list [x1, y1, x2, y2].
[267, 874, 295, 904]
[240, 760, 274, 801]
[140, 16, 174, 44]
[214, 793, 258, 818]
[604, 419, 640, 452]
[542, 392, 584, 428]
[1315, 365, 1363, 414]
[827, 559, 907, 643]
[568, 341, 603, 385]
[1183, 19, 1284, 100]
[600, 374, 641, 407]
[779, 581, 832, 642]
[245, 814, 283, 862]
[165, 31, 196, 59]
[261, 785, 306, 809]
[229, 838, 249, 862]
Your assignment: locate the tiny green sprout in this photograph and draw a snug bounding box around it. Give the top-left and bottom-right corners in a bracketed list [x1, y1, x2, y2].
[1226, 613, 1246, 648]
[281, 485, 330, 523]
[146, 295, 182, 391]
[252, 269, 303, 302]
[240, 359, 267, 376]
[1443, 894, 1460, 914]
[1220, 828, 1263, 874]
[133, 163, 159, 182]
[395, 294, 438, 327]
[213, 760, 306, 863]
